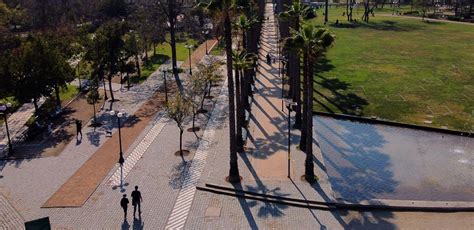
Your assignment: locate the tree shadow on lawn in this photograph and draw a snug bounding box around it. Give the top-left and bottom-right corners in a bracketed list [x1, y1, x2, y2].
[330, 20, 424, 32]
[313, 59, 369, 115]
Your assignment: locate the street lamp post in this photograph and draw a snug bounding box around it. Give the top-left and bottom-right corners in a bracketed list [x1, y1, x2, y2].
[110, 110, 125, 187]
[285, 100, 297, 178]
[162, 69, 169, 103]
[0, 103, 13, 155]
[202, 30, 209, 55]
[185, 44, 193, 75]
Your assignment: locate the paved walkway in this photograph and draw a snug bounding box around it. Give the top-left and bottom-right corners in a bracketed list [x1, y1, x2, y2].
[42, 40, 217, 208]
[245, 8, 290, 179]
[0, 98, 45, 154]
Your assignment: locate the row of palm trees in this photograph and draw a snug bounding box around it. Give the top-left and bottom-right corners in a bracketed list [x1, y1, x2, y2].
[199, 0, 264, 182]
[281, 1, 335, 182]
[200, 0, 334, 183]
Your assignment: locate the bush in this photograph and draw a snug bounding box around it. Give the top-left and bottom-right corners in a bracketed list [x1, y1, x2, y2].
[447, 15, 461, 21]
[404, 11, 419, 16]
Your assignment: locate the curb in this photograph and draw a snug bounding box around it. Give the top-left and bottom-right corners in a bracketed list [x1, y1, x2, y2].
[313, 111, 474, 138]
[198, 183, 474, 212]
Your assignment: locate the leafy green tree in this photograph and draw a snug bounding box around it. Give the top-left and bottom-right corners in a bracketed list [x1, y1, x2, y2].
[165, 93, 192, 162]
[285, 25, 335, 182]
[86, 78, 101, 127]
[185, 69, 207, 137]
[123, 31, 142, 79]
[94, 20, 128, 102]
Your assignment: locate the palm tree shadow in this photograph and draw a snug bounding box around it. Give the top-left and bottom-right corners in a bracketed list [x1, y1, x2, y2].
[314, 117, 398, 202]
[313, 58, 369, 115]
[310, 117, 398, 228]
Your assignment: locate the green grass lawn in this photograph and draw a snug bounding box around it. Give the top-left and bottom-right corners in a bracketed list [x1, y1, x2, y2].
[307, 8, 474, 132]
[134, 38, 198, 83]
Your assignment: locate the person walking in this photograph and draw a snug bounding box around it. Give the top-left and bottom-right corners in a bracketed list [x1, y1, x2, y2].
[131, 186, 143, 217]
[266, 53, 272, 65]
[120, 194, 129, 219]
[75, 119, 82, 139]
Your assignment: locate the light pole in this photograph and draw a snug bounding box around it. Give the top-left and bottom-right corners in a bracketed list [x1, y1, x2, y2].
[162, 68, 169, 103]
[110, 110, 125, 187]
[0, 103, 13, 155]
[202, 30, 209, 55]
[285, 100, 297, 178]
[185, 44, 194, 75]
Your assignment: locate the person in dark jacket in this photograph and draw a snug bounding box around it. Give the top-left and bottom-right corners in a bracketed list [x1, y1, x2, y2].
[131, 186, 143, 217]
[75, 119, 82, 140]
[120, 194, 129, 219]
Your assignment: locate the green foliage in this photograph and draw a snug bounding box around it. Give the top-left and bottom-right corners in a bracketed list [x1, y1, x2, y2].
[232, 50, 257, 71]
[165, 93, 192, 131]
[285, 25, 335, 59]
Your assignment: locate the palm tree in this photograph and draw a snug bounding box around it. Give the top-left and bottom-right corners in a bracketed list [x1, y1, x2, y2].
[232, 50, 257, 151]
[199, 0, 241, 183]
[285, 25, 335, 182]
[279, 1, 315, 129]
[233, 14, 259, 51]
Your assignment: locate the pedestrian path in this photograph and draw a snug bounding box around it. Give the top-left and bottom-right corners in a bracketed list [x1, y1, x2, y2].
[245, 5, 290, 179]
[0, 193, 24, 229]
[0, 98, 46, 154]
[165, 78, 228, 229]
[107, 112, 166, 187]
[42, 42, 213, 208]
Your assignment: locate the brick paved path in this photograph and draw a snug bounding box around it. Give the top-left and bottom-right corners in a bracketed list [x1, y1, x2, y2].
[245, 6, 290, 179]
[0, 193, 24, 229]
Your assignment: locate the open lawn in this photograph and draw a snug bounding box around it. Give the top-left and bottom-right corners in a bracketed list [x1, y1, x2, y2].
[308, 8, 474, 131]
[134, 38, 198, 83]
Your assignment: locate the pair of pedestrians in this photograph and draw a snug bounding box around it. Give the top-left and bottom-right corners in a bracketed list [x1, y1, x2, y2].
[120, 186, 143, 219]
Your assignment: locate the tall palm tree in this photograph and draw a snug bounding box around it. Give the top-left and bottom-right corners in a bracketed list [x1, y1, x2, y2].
[199, 0, 241, 183]
[285, 25, 335, 182]
[232, 50, 257, 151]
[279, 1, 314, 129]
[233, 14, 259, 51]
[233, 14, 259, 104]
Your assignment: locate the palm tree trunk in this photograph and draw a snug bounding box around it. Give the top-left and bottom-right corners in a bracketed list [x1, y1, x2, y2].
[235, 68, 244, 151]
[299, 53, 307, 151]
[304, 55, 315, 182]
[291, 52, 302, 129]
[225, 11, 241, 183]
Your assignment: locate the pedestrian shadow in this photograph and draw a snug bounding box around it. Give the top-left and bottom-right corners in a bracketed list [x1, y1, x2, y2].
[121, 219, 130, 230]
[132, 216, 144, 230]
